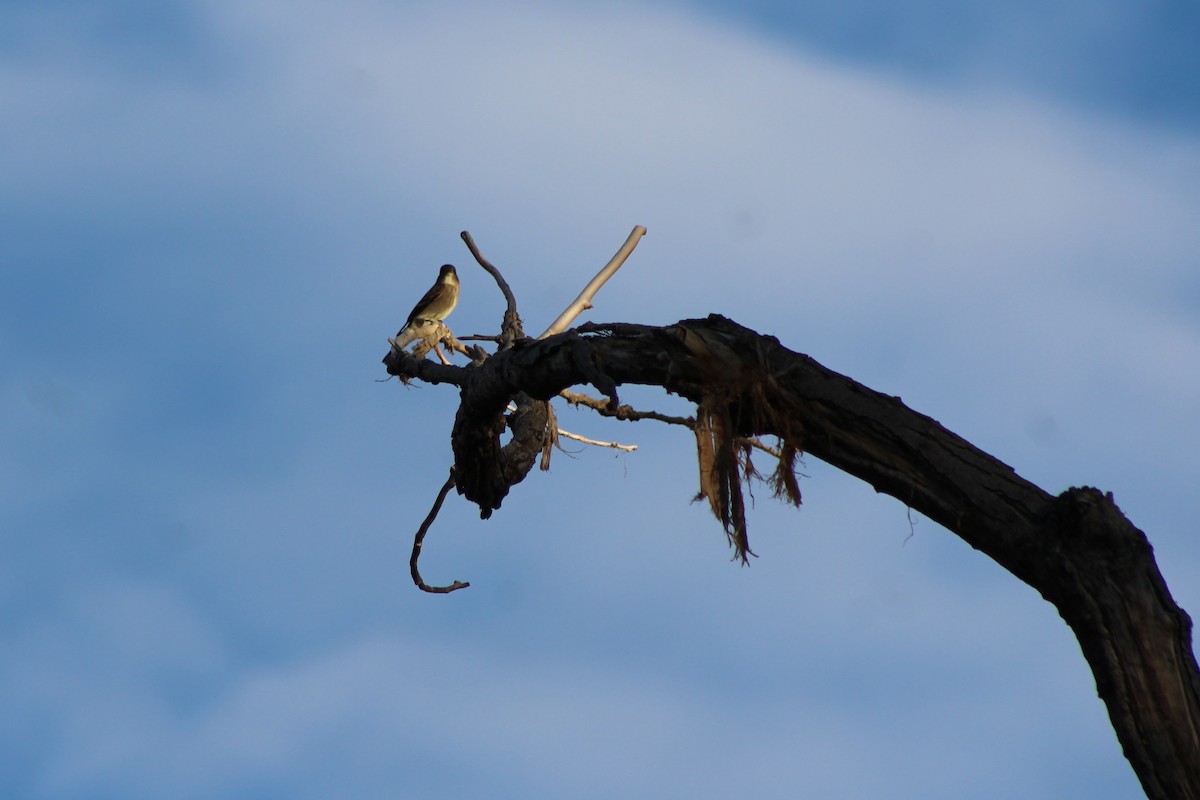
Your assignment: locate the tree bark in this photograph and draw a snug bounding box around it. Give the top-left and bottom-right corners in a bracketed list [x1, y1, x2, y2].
[384, 313, 1200, 799]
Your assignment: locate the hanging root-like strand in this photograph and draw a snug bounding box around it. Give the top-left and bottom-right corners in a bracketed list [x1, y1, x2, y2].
[410, 470, 471, 593]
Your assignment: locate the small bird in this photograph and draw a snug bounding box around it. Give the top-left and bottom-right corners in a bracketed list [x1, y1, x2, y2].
[398, 264, 459, 335]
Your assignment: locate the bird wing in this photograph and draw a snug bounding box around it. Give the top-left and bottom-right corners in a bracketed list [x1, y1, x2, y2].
[404, 282, 452, 326]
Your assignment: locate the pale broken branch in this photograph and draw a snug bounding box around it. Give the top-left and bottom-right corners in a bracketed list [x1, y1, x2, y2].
[557, 428, 637, 452]
[538, 224, 647, 339]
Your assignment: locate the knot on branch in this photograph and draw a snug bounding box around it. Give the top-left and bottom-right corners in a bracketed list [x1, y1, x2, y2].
[1048, 487, 1154, 567]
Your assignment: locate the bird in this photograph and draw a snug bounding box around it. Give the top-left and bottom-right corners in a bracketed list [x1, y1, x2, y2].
[398, 264, 459, 335]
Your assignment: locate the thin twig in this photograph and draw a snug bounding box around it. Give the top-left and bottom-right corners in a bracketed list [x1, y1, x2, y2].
[461, 230, 525, 345]
[742, 436, 783, 458]
[410, 471, 470, 594]
[557, 428, 638, 451]
[538, 225, 647, 339]
[504, 401, 638, 454]
[557, 389, 773, 455]
[559, 389, 693, 427]
[461, 231, 518, 315]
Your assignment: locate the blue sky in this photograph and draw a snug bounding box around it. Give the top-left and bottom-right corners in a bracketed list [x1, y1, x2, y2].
[3, 1, 1198, 797]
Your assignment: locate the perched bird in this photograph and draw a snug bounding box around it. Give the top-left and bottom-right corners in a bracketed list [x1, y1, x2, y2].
[398, 264, 459, 335]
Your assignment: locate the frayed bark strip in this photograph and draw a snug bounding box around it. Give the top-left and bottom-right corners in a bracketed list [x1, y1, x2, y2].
[770, 442, 803, 507]
[694, 399, 754, 563]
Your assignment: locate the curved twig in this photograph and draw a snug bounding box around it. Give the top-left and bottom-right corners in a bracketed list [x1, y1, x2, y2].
[461, 230, 525, 345]
[410, 470, 470, 593]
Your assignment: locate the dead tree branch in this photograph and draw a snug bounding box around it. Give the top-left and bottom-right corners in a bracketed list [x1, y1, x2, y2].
[389, 231, 650, 595]
[461, 230, 525, 346]
[383, 312, 1200, 799]
[538, 224, 647, 338]
[558, 388, 694, 426]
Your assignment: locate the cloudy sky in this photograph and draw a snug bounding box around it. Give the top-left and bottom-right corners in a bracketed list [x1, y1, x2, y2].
[3, 1, 1198, 797]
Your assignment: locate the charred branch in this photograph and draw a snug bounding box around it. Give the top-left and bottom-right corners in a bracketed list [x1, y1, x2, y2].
[460, 230, 526, 347]
[410, 470, 469, 594]
[384, 311, 1200, 799]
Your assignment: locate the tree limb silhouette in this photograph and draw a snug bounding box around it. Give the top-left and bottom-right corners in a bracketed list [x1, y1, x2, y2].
[381, 228, 1199, 799]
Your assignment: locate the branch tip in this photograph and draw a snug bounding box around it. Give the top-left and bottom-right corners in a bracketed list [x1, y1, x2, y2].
[538, 225, 647, 339]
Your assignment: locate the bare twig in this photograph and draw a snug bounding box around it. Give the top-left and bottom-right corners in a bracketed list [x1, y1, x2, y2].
[504, 400, 638, 456]
[743, 436, 784, 458]
[557, 428, 638, 452]
[539, 225, 647, 339]
[410, 471, 470, 594]
[557, 389, 774, 455]
[461, 230, 525, 346]
[559, 389, 693, 427]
